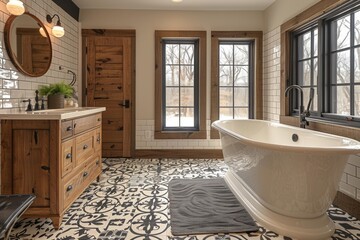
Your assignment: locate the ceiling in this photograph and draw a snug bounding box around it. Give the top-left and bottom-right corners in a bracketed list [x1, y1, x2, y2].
[72, 0, 276, 11]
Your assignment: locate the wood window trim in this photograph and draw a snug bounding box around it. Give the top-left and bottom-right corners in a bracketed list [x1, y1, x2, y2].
[155, 30, 207, 139]
[210, 31, 263, 139]
[280, 0, 360, 142]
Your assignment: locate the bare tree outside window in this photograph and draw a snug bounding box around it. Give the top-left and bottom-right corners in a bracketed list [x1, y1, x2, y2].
[219, 42, 251, 120]
[164, 41, 197, 128]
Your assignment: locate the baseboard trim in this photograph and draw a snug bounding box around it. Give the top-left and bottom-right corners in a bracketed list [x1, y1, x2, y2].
[134, 149, 223, 158]
[333, 191, 360, 220]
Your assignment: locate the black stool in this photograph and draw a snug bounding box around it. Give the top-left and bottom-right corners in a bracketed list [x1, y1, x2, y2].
[0, 195, 35, 240]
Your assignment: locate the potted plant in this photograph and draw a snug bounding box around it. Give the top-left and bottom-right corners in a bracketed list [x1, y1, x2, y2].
[39, 81, 74, 109]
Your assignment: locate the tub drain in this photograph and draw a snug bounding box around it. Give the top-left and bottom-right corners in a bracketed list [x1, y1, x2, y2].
[292, 133, 299, 142]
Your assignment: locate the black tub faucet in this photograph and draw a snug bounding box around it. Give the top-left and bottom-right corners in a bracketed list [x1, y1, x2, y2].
[285, 85, 315, 128]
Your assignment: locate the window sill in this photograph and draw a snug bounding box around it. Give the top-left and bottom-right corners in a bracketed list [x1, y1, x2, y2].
[154, 130, 206, 139]
[280, 115, 360, 142]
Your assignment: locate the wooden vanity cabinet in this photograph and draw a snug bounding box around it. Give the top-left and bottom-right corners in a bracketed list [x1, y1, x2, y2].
[1, 113, 102, 229]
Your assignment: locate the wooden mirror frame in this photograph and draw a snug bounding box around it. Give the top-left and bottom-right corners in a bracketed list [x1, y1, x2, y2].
[4, 12, 52, 77]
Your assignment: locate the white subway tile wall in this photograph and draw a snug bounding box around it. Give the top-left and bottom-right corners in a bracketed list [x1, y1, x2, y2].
[0, 0, 79, 110]
[135, 120, 221, 149]
[263, 27, 360, 201]
[342, 155, 360, 201]
[263, 27, 281, 122]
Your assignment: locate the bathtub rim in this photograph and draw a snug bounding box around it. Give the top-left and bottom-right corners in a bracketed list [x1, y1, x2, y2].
[212, 119, 360, 154]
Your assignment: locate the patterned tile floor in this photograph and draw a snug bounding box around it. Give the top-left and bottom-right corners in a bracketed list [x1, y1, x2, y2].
[10, 158, 360, 240]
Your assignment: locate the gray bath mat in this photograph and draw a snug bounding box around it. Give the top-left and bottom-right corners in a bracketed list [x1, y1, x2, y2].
[168, 178, 259, 235]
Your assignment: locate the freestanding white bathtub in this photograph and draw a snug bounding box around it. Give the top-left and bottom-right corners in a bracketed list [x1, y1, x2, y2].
[212, 119, 360, 240]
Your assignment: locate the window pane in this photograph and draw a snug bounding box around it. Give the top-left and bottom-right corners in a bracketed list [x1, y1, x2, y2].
[165, 108, 179, 127]
[234, 87, 248, 107]
[298, 31, 311, 60]
[234, 45, 249, 65]
[180, 66, 194, 86]
[355, 47, 360, 83]
[219, 88, 233, 107]
[303, 87, 318, 111]
[313, 58, 318, 86]
[166, 65, 179, 86]
[332, 15, 351, 51]
[219, 45, 233, 65]
[355, 86, 360, 115]
[180, 88, 194, 107]
[180, 108, 194, 127]
[314, 29, 318, 57]
[332, 50, 351, 84]
[332, 86, 350, 115]
[234, 66, 249, 86]
[355, 10, 360, 46]
[219, 66, 233, 86]
[166, 44, 179, 64]
[219, 108, 233, 120]
[298, 60, 311, 86]
[166, 87, 179, 107]
[234, 108, 248, 119]
[180, 44, 194, 64]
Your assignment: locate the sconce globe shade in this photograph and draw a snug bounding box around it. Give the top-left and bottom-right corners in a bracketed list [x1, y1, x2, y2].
[6, 0, 25, 16]
[39, 27, 47, 38]
[52, 25, 64, 38]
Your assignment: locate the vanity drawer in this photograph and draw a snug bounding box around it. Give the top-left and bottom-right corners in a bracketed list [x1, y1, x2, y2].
[63, 154, 102, 210]
[63, 169, 83, 209]
[75, 131, 95, 166]
[61, 120, 74, 139]
[73, 113, 102, 135]
[61, 138, 75, 178]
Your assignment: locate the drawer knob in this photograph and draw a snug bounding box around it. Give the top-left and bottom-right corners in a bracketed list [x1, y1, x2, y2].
[97, 137, 101, 142]
[96, 160, 100, 165]
[83, 144, 88, 150]
[97, 118, 101, 122]
[66, 153, 72, 159]
[83, 172, 88, 177]
[66, 126, 73, 131]
[66, 185, 73, 192]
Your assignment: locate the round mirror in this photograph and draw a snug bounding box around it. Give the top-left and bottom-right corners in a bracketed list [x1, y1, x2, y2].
[4, 12, 52, 77]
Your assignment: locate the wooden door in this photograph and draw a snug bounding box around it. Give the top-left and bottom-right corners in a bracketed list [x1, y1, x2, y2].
[17, 28, 51, 74]
[83, 30, 135, 157]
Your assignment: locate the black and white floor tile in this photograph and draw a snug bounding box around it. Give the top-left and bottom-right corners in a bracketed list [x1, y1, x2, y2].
[10, 158, 360, 240]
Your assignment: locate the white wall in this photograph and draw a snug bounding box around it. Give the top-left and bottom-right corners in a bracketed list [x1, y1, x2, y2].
[263, 0, 360, 202]
[80, 9, 264, 149]
[0, 0, 80, 109]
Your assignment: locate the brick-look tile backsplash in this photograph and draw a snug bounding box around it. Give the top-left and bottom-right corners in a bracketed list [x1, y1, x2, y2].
[0, 0, 79, 110]
[263, 27, 360, 202]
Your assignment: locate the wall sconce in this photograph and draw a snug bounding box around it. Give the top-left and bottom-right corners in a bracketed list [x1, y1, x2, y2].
[6, 0, 25, 16]
[46, 14, 65, 38]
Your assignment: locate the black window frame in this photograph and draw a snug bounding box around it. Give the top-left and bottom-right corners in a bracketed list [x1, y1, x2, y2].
[218, 40, 255, 120]
[161, 39, 200, 131]
[289, 0, 360, 127]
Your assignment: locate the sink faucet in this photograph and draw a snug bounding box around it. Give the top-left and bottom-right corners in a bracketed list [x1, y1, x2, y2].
[285, 85, 314, 128]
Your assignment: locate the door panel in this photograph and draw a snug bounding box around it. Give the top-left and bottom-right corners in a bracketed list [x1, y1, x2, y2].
[84, 33, 134, 157]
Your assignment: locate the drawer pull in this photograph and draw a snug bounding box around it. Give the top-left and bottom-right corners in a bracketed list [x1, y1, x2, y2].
[66, 185, 73, 192]
[97, 118, 101, 122]
[83, 144, 88, 150]
[96, 160, 100, 165]
[66, 153, 72, 159]
[97, 137, 101, 142]
[83, 172, 88, 177]
[66, 126, 73, 131]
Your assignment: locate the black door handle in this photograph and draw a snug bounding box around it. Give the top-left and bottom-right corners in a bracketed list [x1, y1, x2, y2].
[119, 100, 130, 108]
